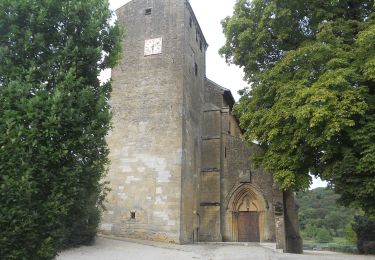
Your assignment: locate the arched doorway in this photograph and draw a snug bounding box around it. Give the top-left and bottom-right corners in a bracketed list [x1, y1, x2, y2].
[224, 184, 267, 242]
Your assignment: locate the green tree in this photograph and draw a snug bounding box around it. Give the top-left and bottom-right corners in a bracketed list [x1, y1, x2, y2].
[296, 188, 356, 240]
[345, 224, 357, 244]
[316, 228, 333, 243]
[220, 0, 375, 213]
[0, 0, 121, 259]
[352, 216, 375, 254]
[325, 212, 346, 236]
[301, 224, 318, 240]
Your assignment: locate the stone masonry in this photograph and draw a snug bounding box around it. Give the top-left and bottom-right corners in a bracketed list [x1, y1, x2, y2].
[100, 0, 286, 249]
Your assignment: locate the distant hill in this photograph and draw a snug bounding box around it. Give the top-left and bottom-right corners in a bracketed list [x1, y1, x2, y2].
[296, 188, 356, 240]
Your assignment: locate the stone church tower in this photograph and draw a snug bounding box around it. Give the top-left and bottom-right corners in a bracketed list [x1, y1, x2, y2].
[100, 0, 286, 248]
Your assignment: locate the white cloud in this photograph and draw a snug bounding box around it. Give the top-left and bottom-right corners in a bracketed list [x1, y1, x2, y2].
[310, 176, 328, 189]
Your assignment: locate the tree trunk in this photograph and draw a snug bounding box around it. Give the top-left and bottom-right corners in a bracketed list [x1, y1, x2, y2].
[283, 189, 303, 254]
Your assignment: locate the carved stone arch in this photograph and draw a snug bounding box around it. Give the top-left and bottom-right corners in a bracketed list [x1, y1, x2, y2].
[224, 183, 267, 212]
[223, 183, 268, 242]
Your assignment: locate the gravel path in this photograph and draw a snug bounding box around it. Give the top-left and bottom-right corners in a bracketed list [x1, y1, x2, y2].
[57, 237, 375, 260]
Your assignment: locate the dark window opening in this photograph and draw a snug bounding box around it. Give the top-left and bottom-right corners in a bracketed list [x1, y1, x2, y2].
[189, 17, 192, 27]
[130, 211, 136, 219]
[225, 147, 227, 158]
[196, 31, 198, 42]
[145, 8, 152, 15]
[194, 63, 198, 76]
[200, 41, 202, 52]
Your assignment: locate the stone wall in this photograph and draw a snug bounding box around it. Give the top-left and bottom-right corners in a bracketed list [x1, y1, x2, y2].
[100, 0, 286, 248]
[200, 79, 284, 245]
[101, 0, 187, 243]
[200, 106, 222, 241]
[221, 135, 276, 242]
[179, 1, 207, 243]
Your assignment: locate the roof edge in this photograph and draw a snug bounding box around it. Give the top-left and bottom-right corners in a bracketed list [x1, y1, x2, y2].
[185, 0, 208, 48]
[205, 78, 235, 109]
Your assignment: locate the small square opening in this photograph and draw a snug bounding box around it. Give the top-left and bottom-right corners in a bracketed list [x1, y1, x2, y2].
[145, 8, 152, 15]
[130, 211, 136, 219]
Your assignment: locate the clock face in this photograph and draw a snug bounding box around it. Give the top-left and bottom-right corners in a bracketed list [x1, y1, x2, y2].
[144, 37, 162, 56]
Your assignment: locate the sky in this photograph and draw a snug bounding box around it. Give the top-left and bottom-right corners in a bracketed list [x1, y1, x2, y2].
[107, 0, 327, 189]
[107, 0, 246, 100]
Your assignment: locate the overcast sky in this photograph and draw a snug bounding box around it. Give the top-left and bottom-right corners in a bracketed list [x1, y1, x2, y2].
[107, 0, 327, 189]
[108, 0, 246, 100]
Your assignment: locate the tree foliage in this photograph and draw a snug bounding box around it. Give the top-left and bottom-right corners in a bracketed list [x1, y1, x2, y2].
[316, 228, 333, 243]
[220, 0, 375, 214]
[0, 0, 121, 259]
[353, 216, 375, 254]
[296, 188, 356, 240]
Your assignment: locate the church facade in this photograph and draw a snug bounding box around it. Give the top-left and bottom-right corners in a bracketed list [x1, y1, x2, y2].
[100, 0, 286, 248]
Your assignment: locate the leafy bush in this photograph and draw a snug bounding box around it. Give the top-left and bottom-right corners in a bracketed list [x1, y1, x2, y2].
[316, 228, 333, 243]
[0, 0, 121, 259]
[352, 216, 375, 254]
[301, 224, 318, 239]
[345, 223, 357, 244]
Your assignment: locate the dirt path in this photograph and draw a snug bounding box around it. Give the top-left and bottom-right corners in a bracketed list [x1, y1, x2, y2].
[57, 237, 375, 260]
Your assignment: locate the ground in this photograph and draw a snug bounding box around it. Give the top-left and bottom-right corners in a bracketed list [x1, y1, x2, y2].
[57, 237, 375, 260]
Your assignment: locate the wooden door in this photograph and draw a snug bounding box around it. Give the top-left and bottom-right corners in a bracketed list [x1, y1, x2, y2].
[237, 211, 260, 242]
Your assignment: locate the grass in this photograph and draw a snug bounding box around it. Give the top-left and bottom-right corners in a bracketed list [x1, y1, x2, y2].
[303, 237, 357, 254]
